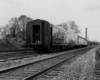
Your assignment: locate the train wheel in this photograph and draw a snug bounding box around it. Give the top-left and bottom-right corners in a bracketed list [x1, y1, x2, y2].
[49, 47, 53, 52]
[48, 47, 55, 53]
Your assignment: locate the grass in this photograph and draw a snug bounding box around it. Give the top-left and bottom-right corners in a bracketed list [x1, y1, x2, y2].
[0, 38, 23, 51]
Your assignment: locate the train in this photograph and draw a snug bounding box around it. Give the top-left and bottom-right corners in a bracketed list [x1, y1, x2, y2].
[26, 19, 88, 52]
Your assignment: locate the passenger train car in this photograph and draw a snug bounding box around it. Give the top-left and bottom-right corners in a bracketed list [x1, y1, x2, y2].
[26, 19, 88, 52]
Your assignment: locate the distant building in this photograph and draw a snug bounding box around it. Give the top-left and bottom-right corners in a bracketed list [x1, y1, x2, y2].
[15, 31, 23, 43]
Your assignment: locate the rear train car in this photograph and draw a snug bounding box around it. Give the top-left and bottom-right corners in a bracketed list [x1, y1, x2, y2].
[26, 19, 51, 51]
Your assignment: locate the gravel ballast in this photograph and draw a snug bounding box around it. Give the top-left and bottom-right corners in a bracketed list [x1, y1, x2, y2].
[53, 47, 98, 80]
[38, 47, 98, 80]
[0, 54, 55, 71]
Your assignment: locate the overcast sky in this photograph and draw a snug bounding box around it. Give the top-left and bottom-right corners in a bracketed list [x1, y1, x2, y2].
[0, 0, 100, 41]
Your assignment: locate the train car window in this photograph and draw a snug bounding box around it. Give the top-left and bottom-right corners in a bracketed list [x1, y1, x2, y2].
[32, 25, 40, 43]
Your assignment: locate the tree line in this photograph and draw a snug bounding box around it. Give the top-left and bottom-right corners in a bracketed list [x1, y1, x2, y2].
[0, 15, 80, 42]
[0, 15, 32, 40]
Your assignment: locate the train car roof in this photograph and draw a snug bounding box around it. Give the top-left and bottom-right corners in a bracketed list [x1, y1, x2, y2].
[50, 24, 68, 33]
[27, 19, 68, 33]
[78, 35, 88, 41]
[27, 19, 49, 24]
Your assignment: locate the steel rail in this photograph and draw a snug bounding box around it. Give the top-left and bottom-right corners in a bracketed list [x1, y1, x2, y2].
[25, 48, 91, 80]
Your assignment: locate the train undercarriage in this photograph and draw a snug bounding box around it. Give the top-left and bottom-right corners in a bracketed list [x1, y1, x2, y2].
[31, 44, 87, 53]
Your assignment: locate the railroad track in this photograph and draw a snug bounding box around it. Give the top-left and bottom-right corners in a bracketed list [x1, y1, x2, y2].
[0, 46, 94, 80]
[94, 49, 100, 80]
[94, 63, 100, 80]
[0, 49, 32, 53]
[0, 49, 33, 55]
[0, 46, 94, 62]
[0, 49, 37, 62]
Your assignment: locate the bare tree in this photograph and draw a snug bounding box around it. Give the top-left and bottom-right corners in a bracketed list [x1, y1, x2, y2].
[67, 21, 80, 34]
[0, 25, 10, 38]
[18, 15, 32, 40]
[9, 17, 20, 37]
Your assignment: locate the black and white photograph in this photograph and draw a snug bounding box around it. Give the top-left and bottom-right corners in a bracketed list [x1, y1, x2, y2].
[0, 0, 100, 80]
